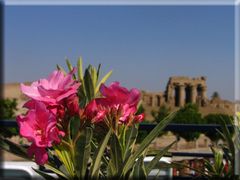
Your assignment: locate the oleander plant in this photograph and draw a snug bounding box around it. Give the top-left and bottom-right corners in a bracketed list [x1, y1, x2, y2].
[0, 58, 177, 180]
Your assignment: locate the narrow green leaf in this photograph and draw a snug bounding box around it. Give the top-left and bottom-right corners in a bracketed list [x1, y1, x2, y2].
[90, 66, 97, 90]
[123, 125, 138, 161]
[70, 117, 80, 140]
[107, 159, 114, 178]
[122, 111, 176, 176]
[96, 64, 101, 79]
[0, 137, 30, 160]
[95, 70, 112, 95]
[90, 130, 112, 179]
[77, 57, 86, 104]
[84, 68, 95, 102]
[204, 159, 216, 174]
[66, 58, 73, 71]
[56, 64, 66, 75]
[54, 145, 75, 178]
[44, 164, 69, 179]
[77, 57, 83, 81]
[66, 58, 76, 79]
[145, 140, 176, 175]
[75, 127, 93, 179]
[220, 119, 235, 157]
[129, 156, 146, 180]
[110, 132, 123, 176]
[32, 168, 59, 180]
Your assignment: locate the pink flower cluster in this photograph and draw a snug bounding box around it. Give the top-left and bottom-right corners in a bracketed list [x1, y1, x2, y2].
[84, 82, 144, 125]
[17, 69, 80, 165]
[17, 68, 144, 165]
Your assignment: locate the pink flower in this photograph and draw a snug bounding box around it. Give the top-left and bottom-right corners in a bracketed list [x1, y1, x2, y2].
[134, 113, 145, 123]
[16, 101, 65, 164]
[84, 99, 107, 123]
[27, 144, 48, 165]
[66, 94, 79, 116]
[100, 82, 140, 107]
[20, 69, 80, 106]
[23, 99, 66, 119]
[85, 82, 144, 125]
[100, 82, 143, 124]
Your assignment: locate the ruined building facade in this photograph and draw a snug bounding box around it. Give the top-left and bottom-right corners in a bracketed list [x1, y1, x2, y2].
[142, 76, 234, 120]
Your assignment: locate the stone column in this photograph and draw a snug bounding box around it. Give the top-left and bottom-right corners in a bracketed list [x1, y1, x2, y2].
[190, 84, 197, 104]
[201, 86, 207, 106]
[202, 86, 207, 100]
[156, 95, 161, 106]
[149, 96, 153, 107]
[167, 85, 174, 106]
[179, 84, 185, 107]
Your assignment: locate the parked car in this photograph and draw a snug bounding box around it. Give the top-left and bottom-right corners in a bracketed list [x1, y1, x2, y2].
[0, 161, 57, 180]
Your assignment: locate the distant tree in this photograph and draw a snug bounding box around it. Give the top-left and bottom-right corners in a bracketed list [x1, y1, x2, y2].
[0, 98, 17, 119]
[212, 91, 220, 99]
[172, 103, 203, 141]
[203, 114, 234, 143]
[151, 105, 170, 123]
[0, 98, 18, 137]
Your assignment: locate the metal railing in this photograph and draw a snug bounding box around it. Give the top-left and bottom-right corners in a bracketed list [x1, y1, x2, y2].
[0, 119, 234, 132]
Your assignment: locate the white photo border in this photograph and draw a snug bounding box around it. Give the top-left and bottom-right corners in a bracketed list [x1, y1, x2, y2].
[3, 0, 240, 175]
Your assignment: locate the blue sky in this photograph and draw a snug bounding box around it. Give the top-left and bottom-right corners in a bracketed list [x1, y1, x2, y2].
[4, 5, 234, 100]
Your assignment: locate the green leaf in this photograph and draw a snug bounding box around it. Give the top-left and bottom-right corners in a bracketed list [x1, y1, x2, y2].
[44, 163, 69, 179]
[96, 64, 101, 80]
[77, 57, 83, 81]
[129, 156, 146, 180]
[122, 111, 176, 176]
[66, 58, 73, 71]
[107, 159, 114, 178]
[32, 168, 59, 180]
[66, 58, 76, 79]
[75, 127, 93, 179]
[77, 57, 87, 106]
[109, 132, 123, 176]
[0, 136, 30, 160]
[90, 66, 97, 91]
[70, 117, 80, 140]
[54, 145, 75, 178]
[78, 88, 87, 108]
[84, 67, 95, 102]
[123, 125, 138, 161]
[90, 129, 112, 179]
[204, 159, 216, 175]
[145, 140, 176, 175]
[220, 119, 235, 156]
[95, 70, 112, 95]
[56, 64, 67, 75]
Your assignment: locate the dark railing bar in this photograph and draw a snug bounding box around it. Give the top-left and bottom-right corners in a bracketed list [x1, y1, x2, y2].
[139, 123, 234, 132]
[170, 152, 214, 158]
[0, 119, 234, 132]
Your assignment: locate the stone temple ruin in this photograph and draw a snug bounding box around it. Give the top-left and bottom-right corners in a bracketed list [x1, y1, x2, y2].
[142, 76, 234, 120]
